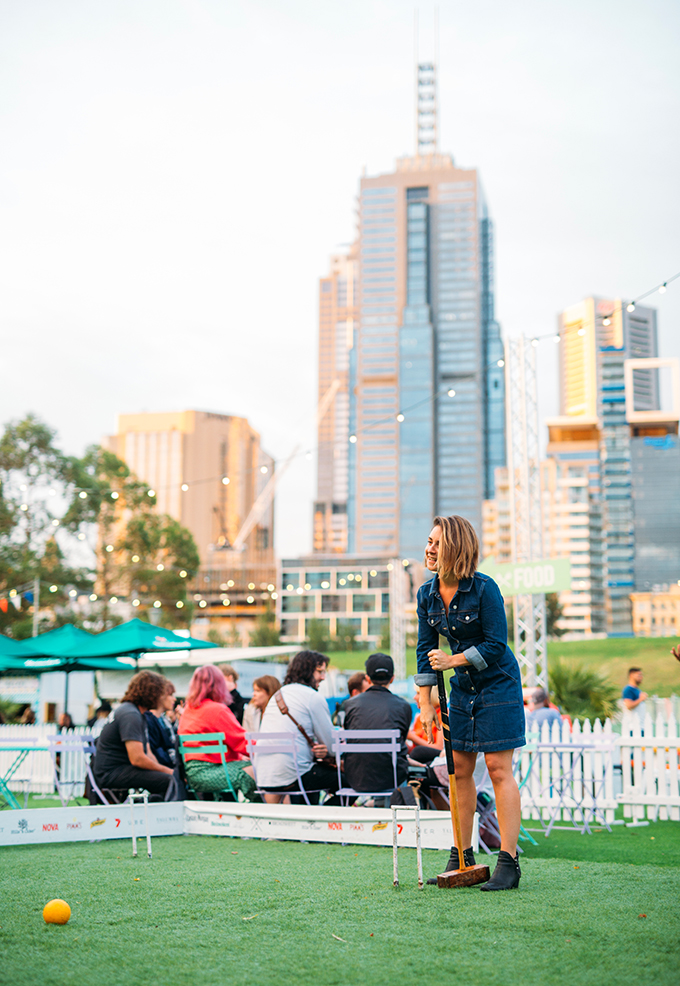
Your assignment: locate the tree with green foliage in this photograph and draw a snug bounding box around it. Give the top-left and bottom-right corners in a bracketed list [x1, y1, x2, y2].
[334, 620, 358, 652]
[546, 593, 566, 638]
[249, 606, 281, 647]
[548, 658, 619, 721]
[64, 445, 200, 629]
[0, 415, 91, 637]
[306, 618, 331, 654]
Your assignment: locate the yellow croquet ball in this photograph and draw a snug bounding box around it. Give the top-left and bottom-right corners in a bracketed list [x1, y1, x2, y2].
[43, 899, 71, 925]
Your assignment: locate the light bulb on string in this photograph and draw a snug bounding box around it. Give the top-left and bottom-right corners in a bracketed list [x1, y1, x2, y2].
[111, 491, 119, 500]
[627, 303, 635, 313]
[89, 593, 97, 602]
[221, 477, 230, 485]
[77, 533, 86, 541]
[153, 600, 162, 608]
[222, 598, 230, 607]
[105, 544, 114, 553]
[176, 600, 184, 609]
[396, 413, 405, 422]
[49, 585, 58, 593]
[181, 483, 189, 492]
[132, 598, 140, 607]
[110, 596, 118, 605]
[260, 466, 268, 474]
[131, 554, 140, 563]
[156, 564, 164, 572]
[349, 435, 357, 443]
[603, 317, 611, 326]
[147, 489, 155, 497]
[179, 570, 187, 578]
[531, 338, 539, 347]
[497, 359, 505, 368]
[577, 328, 586, 336]
[20, 503, 28, 511]
[79, 491, 87, 499]
[659, 284, 667, 294]
[448, 389, 456, 397]
[554, 334, 561, 343]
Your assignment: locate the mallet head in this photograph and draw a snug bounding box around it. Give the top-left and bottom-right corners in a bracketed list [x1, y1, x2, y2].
[437, 863, 491, 889]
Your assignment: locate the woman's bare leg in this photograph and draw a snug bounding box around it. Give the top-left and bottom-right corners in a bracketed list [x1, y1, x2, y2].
[450, 750, 478, 848]
[484, 749, 520, 856]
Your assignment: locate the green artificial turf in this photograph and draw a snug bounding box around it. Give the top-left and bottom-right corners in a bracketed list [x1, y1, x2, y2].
[1, 827, 678, 986]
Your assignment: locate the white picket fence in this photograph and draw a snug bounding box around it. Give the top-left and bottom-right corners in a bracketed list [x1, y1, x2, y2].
[2, 718, 679, 826]
[619, 712, 680, 822]
[517, 715, 680, 826]
[0, 725, 91, 798]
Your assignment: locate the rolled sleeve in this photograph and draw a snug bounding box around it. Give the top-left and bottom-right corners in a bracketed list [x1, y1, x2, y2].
[414, 672, 438, 687]
[462, 645, 488, 672]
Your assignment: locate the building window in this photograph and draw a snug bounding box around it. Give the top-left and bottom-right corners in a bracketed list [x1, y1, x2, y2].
[367, 617, 388, 636]
[282, 572, 300, 590]
[280, 619, 299, 636]
[282, 596, 314, 614]
[304, 571, 331, 589]
[321, 595, 346, 613]
[352, 594, 375, 612]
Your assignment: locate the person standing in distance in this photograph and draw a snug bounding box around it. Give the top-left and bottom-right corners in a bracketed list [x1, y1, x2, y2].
[622, 668, 648, 724]
[415, 515, 526, 890]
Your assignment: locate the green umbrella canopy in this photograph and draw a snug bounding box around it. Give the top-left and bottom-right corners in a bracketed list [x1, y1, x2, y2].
[0, 626, 139, 672]
[82, 618, 217, 658]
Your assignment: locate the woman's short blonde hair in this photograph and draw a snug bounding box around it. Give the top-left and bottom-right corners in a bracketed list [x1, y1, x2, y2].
[430, 515, 479, 582]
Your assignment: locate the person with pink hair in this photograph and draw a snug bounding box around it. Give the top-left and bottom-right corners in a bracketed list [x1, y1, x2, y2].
[178, 665, 257, 800]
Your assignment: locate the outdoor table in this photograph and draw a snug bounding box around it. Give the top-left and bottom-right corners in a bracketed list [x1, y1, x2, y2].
[0, 741, 49, 809]
[519, 741, 615, 836]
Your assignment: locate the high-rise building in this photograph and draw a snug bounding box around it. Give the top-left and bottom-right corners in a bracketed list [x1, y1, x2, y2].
[315, 64, 505, 559]
[104, 410, 276, 635]
[314, 249, 358, 554]
[547, 297, 680, 634]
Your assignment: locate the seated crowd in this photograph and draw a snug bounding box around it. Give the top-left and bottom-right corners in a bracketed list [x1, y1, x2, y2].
[92, 649, 562, 810]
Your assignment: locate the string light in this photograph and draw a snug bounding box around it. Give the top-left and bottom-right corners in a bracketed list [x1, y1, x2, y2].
[110, 596, 118, 604]
[447, 389, 456, 397]
[51, 519, 59, 527]
[349, 435, 357, 443]
[131, 554, 140, 563]
[627, 303, 635, 313]
[156, 564, 164, 571]
[396, 413, 405, 422]
[260, 466, 268, 474]
[111, 491, 119, 500]
[179, 570, 187, 578]
[176, 600, 184, 608]
[222, 598, 230, 607]
[68, 589, 77, 598]
[531, 338, 539, 347]
[246, 595, 255, 603]
[105, 544, 114, 552]
[198, 600, 207, 608]
[49, 585, 58, 593]
[147, 489, 155, 497]
[659, 283, 667, 294]
[497, 359, 504, 367]
[89, 593, 97, 601]
[153, 600, 162, 608]
[77, 533, 86, 541]
[79, 491, 87, 499]
[221, 477, 230, 485]
[181, 483, 189, 492]
[20, 503, 28, 511]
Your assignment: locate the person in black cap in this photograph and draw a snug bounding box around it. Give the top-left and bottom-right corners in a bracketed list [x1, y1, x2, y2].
[342, 653, 412, 801]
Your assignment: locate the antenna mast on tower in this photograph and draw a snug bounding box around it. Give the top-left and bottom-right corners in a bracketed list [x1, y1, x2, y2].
[415, 8, 439, 156]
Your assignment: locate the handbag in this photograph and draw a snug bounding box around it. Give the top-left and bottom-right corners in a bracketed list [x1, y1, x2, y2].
[274, 691, 336, 768]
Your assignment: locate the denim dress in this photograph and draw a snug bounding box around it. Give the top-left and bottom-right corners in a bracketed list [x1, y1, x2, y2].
[414, 573, 525, 754]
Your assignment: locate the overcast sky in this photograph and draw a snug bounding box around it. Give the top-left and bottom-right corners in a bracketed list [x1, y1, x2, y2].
[1, 0, 679, 557]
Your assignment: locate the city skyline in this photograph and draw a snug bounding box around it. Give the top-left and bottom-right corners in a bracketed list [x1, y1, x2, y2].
[1, 0, 679, 558]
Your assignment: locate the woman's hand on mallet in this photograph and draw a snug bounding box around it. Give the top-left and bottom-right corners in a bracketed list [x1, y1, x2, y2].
[671, 644, 680, 663]
[418, 700, 440, 744]
[428, 648, 457, 671]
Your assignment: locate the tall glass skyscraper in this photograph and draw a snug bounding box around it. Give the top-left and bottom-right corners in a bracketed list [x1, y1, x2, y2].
[338, 153, 505, 558]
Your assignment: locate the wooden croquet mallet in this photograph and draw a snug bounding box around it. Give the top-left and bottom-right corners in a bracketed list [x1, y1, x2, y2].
[434, 669, 490, 888]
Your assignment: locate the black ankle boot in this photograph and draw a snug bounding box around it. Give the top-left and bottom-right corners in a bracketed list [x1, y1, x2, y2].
[426, 846, 476, 884]
[479, 850, 521, 891]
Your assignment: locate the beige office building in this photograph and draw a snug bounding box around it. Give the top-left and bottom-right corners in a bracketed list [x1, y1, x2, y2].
[104, 411, 276, 630]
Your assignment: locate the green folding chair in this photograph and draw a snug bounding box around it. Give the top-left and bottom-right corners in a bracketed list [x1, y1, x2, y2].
[178, 733, 239, 801]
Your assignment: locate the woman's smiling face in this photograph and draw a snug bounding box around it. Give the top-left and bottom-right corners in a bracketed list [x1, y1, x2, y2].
[425, 525, 442, 572]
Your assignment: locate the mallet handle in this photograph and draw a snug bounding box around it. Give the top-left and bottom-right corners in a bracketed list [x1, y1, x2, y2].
[436, 669, 467, 871]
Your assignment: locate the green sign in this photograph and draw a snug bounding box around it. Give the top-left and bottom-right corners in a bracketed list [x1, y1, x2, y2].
[478, 557, 572, 596]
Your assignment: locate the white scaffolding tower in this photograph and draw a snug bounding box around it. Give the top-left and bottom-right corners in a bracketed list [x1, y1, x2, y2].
[505, 337, 547, 688]
[389, 560, 408, 681]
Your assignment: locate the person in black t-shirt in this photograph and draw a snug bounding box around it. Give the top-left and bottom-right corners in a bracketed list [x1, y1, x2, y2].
[217, 664, 247, 723]
[343, 653, 412, 797]
[94, 671, 174, 797]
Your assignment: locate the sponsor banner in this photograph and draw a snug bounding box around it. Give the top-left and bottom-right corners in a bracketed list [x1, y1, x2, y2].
[478, 556, 572, 595]
[183, 801, 453, 850]
[0, 802, 183, 847]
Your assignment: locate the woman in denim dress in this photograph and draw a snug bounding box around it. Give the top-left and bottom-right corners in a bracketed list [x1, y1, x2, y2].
[415, 515, 525, 890]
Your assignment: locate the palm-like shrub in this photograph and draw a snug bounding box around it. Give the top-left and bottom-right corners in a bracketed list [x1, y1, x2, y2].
[548, 658, 619, 721]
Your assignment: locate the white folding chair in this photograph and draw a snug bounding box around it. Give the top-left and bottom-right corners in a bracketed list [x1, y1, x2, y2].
[245, 732, 328, 806]
[47, 733, 111, 807]
[332, 729, 401, 806]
